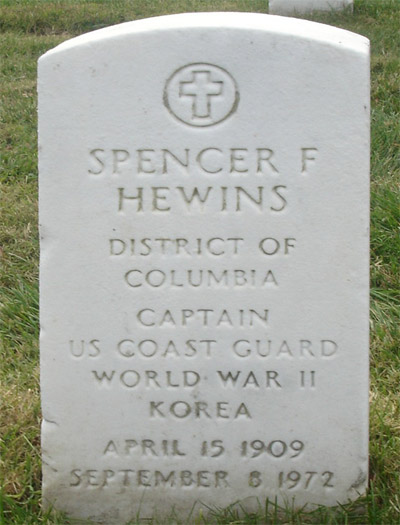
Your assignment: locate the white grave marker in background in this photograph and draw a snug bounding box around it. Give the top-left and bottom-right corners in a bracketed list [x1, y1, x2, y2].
[39, 13, 369, 524]
[269, 0, 353, 15]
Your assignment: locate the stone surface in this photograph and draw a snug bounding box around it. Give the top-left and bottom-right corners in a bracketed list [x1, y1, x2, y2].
[39, 12, 370, 524]
[269, 0, 353, 15]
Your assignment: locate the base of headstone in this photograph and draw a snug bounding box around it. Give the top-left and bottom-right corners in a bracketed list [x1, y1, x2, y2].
[269, 0, 353, 15]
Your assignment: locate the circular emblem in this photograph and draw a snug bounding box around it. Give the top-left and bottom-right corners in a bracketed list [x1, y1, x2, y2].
[163, 63, 239, 127]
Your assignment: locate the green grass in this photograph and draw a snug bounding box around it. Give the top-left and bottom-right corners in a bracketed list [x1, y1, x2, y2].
[0, 0, 269, 35]
[1, 0, 399, 523]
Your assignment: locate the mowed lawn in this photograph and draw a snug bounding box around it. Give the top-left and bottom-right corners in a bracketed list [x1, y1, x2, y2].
[0, 0, 399, 523]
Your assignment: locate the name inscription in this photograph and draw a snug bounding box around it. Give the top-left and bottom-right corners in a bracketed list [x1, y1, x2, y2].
[88, 147, 318, 176]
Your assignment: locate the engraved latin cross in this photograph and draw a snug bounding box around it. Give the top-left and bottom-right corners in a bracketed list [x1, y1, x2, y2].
[179, 69, 223, 119]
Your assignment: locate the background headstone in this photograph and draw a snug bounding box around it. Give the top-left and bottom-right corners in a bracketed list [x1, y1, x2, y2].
[269, 0, 353, 15]
[39, 12, 369, 524]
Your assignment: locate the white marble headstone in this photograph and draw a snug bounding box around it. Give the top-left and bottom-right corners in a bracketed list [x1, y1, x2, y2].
[39, 13, 369, 524]
[269, 0, 353, 15]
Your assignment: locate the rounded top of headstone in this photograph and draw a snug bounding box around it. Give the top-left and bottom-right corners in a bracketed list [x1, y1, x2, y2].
[38, 12, 369, 64]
